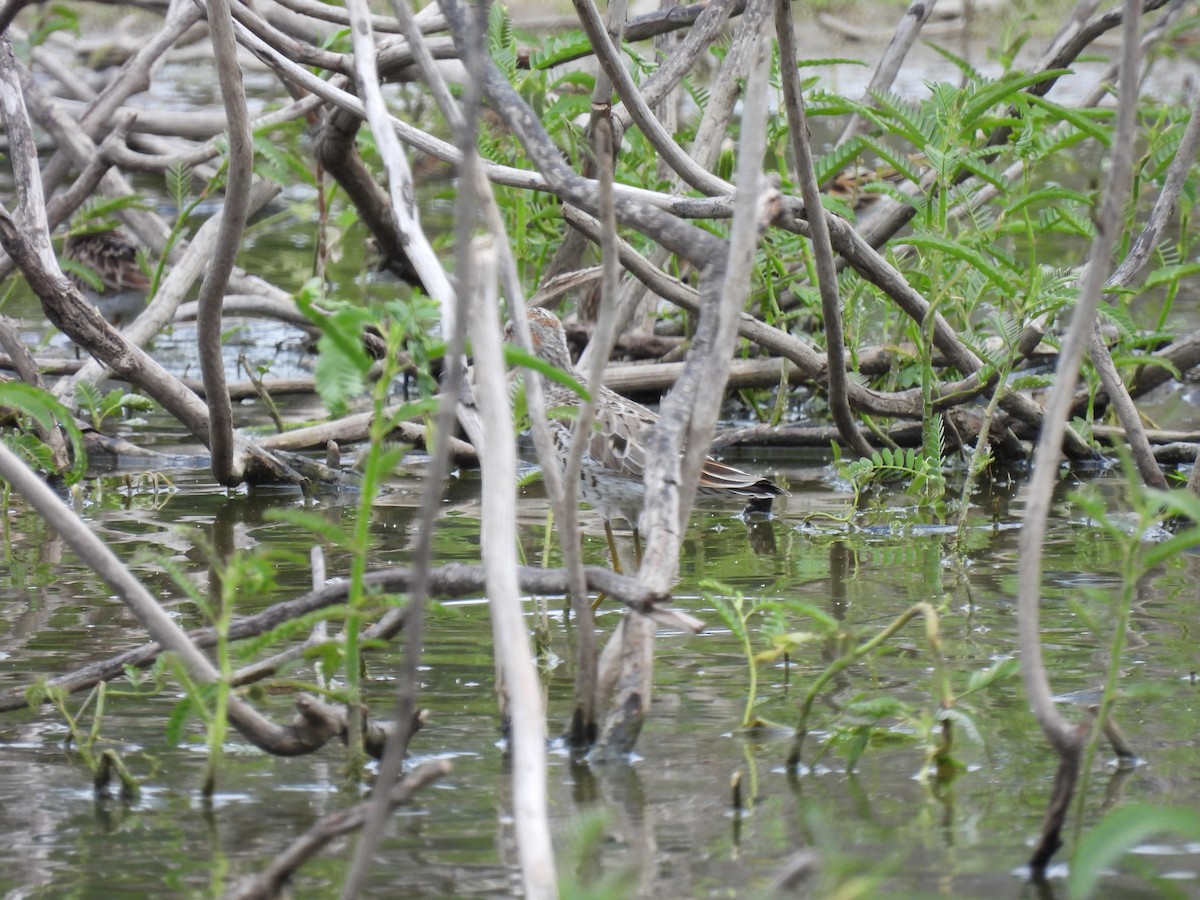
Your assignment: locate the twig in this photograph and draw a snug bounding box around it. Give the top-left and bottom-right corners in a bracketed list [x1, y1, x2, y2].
[836, 0, 939, 147]
[595, 17, 773, 758]
[572, 0, 732, 197]
[611, 0, 737, 135]
[337, 0, 466, 890]
[775, 0, 872, 458]
[689, 0, 772, 172]
[343, 0, 453, 310]
[36, 0, 204, 200]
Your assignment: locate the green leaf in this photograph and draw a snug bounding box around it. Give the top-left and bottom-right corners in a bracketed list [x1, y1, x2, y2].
[958, 70, 1071, 130]
[264, 507, 350, 547]
[796, 57, 869, 69]
[504, 345, 590, 400]
[1141, 263, 1200, 290]
[774, 599, 840, 632]
[165, 161, 192, 213]
[27, 3, 80, 46]
[1023, 92, 1112, 147]
[842, 725, 873, 770]
[964, 657, 1019, 694]
[70, 195, 154, 227]
[923, 41, 983, 83]
[295, 288, 376, 417]
[1141, 487, 1200, 524]
[529, 33, 593, 70]
[904, 234, 1015, 294]
[165, 696, 196, 746]
[940, 707, 982, 745]
[706, 592, 747, 644]
[1004, 186, 1094, 216]
[1068, 805, 1200, 900]
[0, 381, 88, 483]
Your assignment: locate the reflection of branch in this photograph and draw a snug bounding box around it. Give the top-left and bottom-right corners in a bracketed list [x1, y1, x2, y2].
[0, 439, 372, 756]
[0, 563, 696, 714]
[227, 760, 451, 900]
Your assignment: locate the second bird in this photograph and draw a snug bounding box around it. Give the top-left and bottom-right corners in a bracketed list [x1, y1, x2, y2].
[63, 230, 151, 326]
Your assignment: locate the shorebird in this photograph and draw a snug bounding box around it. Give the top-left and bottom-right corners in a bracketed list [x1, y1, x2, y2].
[63, 229, 151, 326]
[515, 306, 784, 568]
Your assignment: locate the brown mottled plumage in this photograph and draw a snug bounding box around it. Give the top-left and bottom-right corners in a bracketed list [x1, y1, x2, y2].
[63, 230, 151, 325]
[519, 307, 785, 530]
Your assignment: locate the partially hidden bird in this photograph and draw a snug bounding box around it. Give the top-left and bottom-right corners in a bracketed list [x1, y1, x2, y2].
[515, 306, 785, 568]
[63, 229, 151, 326]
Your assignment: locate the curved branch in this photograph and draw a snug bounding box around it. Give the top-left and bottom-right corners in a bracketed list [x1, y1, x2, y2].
[199, 0, 256, 484]
[1016, 0, 1143, 868]
[775, 0, 872, 458]
[572, 0, 732, 196]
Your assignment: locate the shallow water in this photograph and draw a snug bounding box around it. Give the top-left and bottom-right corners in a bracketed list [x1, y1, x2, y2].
[1, 452, 1199, 898]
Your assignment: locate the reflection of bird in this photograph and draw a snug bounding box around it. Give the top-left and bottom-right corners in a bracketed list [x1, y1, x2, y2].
[517, 307, 785, 568]
[63, 230, 151, 325]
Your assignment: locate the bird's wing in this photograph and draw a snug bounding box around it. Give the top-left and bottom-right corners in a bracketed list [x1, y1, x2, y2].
[698, 457, 785, 496]
[590, 386, 656, 481]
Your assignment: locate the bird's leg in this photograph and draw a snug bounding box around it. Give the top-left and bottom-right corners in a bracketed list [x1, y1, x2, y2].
[591, 519, 622, 612]
[604, 519, 623, 575]
[633, 527, 643, 570]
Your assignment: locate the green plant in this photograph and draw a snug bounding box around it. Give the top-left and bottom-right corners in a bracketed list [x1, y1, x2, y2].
[261, 285, 441, 770]
[1067, 804, 1200, 900]
[834, 442, 948, 511]
[0, 381, 87, 484]
[74, 382, 156, 432]
[702, 581, 808, 730]
[23, 2, 80, 48]
[160, 542, 314, 794]
[27, 680, 141, 799]
[1065, 458, 1200, 863]
[705, 576, 1019, 777]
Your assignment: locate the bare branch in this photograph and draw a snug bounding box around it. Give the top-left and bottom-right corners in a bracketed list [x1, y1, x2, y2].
[775, 0, 872, 458]
[197, 0, 256, 484]
[1016, 0, 1143, 868]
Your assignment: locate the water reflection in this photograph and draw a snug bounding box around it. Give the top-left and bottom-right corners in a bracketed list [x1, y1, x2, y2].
[2, 463, 1200, 895]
